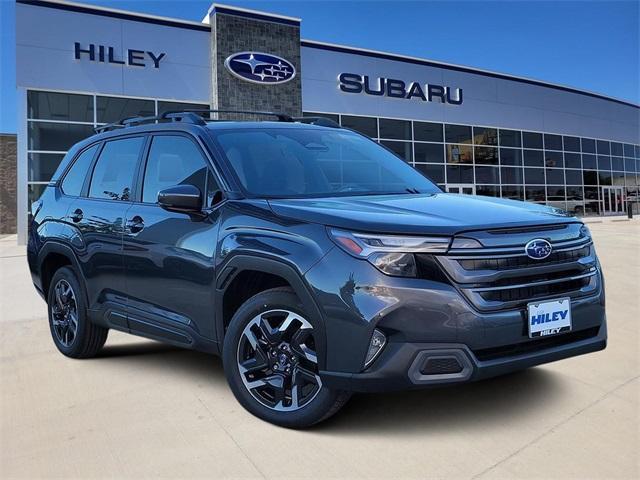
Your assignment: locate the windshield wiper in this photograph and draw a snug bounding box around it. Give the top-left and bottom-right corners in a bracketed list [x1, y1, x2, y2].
[405, 188, 421, 194]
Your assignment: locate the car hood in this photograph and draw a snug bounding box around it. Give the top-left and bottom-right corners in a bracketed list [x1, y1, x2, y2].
[267, 193, 576, 235]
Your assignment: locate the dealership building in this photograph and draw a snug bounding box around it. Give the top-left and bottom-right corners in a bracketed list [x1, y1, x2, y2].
[8, 0, 640, 242]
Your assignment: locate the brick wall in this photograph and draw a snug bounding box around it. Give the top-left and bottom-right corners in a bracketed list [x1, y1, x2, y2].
[0, 134, 17, 234]
[211, 14, 302, 117]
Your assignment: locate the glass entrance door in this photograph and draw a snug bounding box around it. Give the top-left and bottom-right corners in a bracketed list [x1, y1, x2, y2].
[446, 184, 475, 195]
[602, 186, 625, 215]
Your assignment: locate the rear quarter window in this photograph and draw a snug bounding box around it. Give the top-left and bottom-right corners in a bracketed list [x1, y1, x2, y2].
[61, 144, 99, 196]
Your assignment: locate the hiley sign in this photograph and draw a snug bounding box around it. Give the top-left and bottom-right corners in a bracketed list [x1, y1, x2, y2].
[74, 42, 166, 68]
[338, 73, 463, 105]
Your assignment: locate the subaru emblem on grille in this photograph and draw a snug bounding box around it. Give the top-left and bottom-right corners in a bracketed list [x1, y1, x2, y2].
[525, 239, 553, 260]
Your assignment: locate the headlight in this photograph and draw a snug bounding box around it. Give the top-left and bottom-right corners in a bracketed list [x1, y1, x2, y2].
[580, 224, 592, 239]
[329, 229, 450, 277]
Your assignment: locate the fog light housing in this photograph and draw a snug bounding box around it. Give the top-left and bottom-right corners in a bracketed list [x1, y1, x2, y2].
[364, 329, 387, 368]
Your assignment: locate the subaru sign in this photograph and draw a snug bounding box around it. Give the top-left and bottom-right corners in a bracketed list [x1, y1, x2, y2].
[525, 239, 553, 260]
[224, 52, 296, 85]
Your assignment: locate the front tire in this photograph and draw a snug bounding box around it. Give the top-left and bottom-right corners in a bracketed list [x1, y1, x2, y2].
[47, 266, 108, 358]
[223, 287, 350, 428]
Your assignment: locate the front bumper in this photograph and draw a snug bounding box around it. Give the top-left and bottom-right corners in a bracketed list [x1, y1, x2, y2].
[306, 245, 607, 392]
[320, 320, 607, 392]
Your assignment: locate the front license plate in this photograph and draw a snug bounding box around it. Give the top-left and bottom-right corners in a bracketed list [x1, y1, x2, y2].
[527, 298, 572, 338]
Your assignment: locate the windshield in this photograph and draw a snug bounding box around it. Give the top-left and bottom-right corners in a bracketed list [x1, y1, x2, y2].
[212, 128, 440, 198]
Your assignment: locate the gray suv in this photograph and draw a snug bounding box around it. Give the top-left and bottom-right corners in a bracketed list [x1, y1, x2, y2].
[28, 110, 606, 428]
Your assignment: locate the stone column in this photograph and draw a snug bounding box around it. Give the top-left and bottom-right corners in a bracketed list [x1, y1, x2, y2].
[210, 6, 302, 118]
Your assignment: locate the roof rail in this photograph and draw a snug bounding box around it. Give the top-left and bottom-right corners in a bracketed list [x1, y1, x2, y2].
[93, 109, 341, 134]
[159, 109, 293, 122]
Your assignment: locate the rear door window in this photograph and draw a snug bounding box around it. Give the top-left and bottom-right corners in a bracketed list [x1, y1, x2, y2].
[88, 137, 144, 201]
[61, 144, 99, 196]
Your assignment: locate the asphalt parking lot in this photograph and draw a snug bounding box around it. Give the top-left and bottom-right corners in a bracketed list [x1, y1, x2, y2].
[1, 219, 638, 479]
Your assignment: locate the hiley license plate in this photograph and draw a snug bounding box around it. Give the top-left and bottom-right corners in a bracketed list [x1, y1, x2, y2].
[527, 298, 572, 338]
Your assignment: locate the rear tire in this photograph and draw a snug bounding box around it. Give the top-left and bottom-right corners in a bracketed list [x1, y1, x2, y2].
[223, 287, 350, 428]
[47, 266, 108, 358]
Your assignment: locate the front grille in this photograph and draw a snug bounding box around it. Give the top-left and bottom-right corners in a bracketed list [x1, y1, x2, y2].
[479, 276, 592, 303]
[458, 246, 589, 272]
[474, 327, 600, 361]
[435, 223, 599, 311]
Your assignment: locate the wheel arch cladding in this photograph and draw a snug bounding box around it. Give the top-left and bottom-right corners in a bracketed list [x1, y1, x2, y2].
[39, 242, 83, 297]
[215, 255, 328, 369]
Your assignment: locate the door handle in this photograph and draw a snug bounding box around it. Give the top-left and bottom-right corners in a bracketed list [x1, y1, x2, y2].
[70, 208, 83, 223]
[126, 215, 145, 233]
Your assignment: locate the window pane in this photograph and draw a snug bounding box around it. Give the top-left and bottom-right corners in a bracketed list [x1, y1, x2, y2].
[565, 169, 582, 185]
[623, 144, 634, 156]
[546, 168, 565, 185]
[500, 148, 522, 166]
[158, 101, 209, 116]
[564, 152, 581, 169]
[473, 127, 498, 145]
[502, 185, 524, 200]
[563, 136, 580, 152]
[28, 153, 65, 182]
[597, 155, 611, 170]
[582, 154, 597, 169]
[414, 143, 444, 163]
[584, 187, 600, 214]
[381, 140, 412, 162]
[379, 118, 411, 140]
[143, 136, 209, 203]
[415, 164, 444, 183]
[445, 124, 472, 144]
[499, 129, 521, 147]
[28, 122, 95, 151]
[583, 170, 598, 185]
[525, 167, 545, 184]
[522, 131, 543, 149]
[97, 96, 155, 124]
[611, 142, 623, 156]
[474, 146, 498, 165]
[446, 144, 473, 164]
[61, 144, 99, 196]
[28, 91, 93, 122]
[501, 166, 523, 184]
[625, 158, 636, 172]
[413, 122, 443, 142]
[89, 137, 143, 201]
[341, 115, 377, 138]
[525, 186, 545, 202]
[598, 170, 612, 185]
[581, 138, 596, 154]
[475, 166, 500, 183]
[446, 165, 473, 183]
[596, 140, 610, 155]
[544, 134, 562, 151]
[612, 157, 624, 171]
[523, 149, 544, 167]
[476, 185, 499, 197]
[545, 151, 564, 168]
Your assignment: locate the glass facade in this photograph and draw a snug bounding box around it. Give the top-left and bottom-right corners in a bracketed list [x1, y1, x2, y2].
[305, 112, 640, 216]
[26, 90, 208, 207]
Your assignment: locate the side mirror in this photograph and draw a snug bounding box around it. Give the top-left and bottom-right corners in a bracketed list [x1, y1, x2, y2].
[158, 184, 203, 213]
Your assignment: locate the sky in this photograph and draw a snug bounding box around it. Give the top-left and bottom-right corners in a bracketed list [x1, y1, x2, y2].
[1, 0, 638, 133]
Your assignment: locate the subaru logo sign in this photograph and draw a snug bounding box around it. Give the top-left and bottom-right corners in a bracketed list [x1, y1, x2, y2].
[224, 52, 296, 85]
[525, 239, 553, 260]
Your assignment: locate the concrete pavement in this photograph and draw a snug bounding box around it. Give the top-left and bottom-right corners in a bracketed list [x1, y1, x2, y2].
[1, 221, 638, 479]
